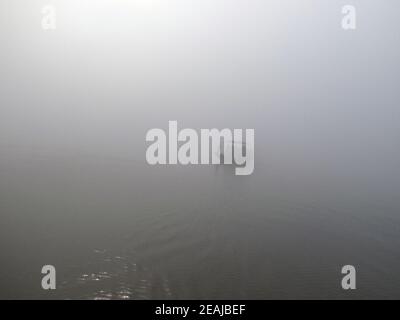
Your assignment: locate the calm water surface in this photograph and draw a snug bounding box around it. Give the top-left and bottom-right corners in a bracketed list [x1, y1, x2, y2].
[1, 145, 400, 299]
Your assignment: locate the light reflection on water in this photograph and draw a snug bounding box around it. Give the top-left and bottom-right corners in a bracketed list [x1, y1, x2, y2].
[57, 250, 173, 300]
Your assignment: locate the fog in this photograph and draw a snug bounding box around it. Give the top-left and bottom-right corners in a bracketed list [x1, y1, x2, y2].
[1, 0, 399, 299]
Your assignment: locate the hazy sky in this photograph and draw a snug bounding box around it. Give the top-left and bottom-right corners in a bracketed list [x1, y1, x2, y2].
[0, 0, 399, 193]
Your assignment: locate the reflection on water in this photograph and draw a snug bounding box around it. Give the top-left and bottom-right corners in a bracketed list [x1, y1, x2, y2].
[58, 251, 173, 300]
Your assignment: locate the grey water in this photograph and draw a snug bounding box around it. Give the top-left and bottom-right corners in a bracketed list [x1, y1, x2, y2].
[1, 0, 400, 299]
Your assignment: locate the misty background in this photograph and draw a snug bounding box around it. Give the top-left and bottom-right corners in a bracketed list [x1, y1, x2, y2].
[0, 0, 399, 299]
